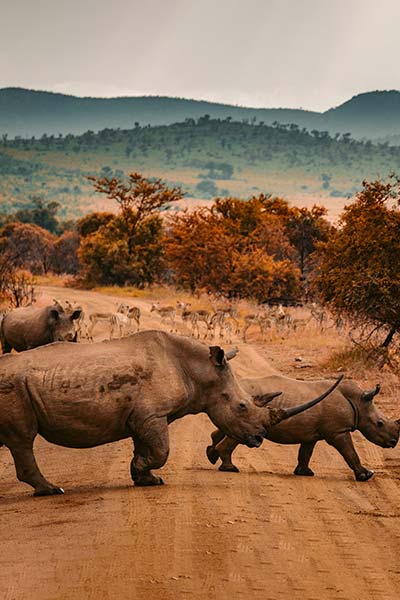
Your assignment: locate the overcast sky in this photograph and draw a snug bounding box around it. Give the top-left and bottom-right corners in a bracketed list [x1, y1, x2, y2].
[1, 0, 400, 112]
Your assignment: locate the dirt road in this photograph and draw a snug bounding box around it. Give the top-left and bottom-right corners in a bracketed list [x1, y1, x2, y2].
[1, 288, 399, 600]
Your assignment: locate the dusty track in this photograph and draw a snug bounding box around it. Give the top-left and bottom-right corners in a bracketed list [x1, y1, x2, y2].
[1, 287, 399, 600]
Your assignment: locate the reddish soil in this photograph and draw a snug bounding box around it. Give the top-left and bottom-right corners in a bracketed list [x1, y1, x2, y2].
[1, 287, 399, 600]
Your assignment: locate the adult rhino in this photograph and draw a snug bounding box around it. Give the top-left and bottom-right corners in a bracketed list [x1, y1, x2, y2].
[0, 331, 341, 496]
[207, 374, 400, 481]
[0, 303, 82, 353]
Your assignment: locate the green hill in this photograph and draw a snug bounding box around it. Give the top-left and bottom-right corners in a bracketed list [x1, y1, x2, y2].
[0, 87, 320, 138]
[2, 87, 400, 141]
[1, 117, 400, 220]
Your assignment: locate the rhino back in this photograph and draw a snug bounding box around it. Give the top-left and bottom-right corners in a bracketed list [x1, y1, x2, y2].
[0, 333, 188, 448]
[241, 375, 354, 444]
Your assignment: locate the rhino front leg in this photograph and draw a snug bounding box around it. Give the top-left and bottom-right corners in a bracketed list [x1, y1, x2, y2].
[326, 432, 374, 481]
[206, 429, 225, 465]
[9, 443, 64, 496]
[294, 441, 317, 476]
[130, 417, 169, 486]
[215, 437, 240, 472]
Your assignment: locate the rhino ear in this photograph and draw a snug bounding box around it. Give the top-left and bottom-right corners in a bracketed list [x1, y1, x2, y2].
[253, 391, 282, 407]
[49, 308, 60, 321]
[71, 309, 82, 321]
[210, 346, 226, 367]
[361, 384, 381, 402]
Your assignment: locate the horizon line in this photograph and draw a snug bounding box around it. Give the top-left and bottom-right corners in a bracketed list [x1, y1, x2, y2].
[2, 85, 400, 115]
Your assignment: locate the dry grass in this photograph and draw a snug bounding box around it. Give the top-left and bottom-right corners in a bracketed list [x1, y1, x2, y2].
[33, 274, 72, 287]
[32, 277, 400, 392]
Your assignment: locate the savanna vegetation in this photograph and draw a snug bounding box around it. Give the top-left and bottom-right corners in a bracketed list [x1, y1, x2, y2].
[2, 117, 400, 219]
[1, 169, 400, 357]
[314, 177, 400, 350]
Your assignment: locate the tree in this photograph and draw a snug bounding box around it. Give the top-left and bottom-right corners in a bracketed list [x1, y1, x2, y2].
[79, 172, 184, 286]
[79, 214, 165, 286]
[15, 196, 60, 233]
[196, 179, 218, 198]
[77, 212, 115, 238]
[51, 231, 80, 274]
[284, 205, 332, 275]
[314, 178, 400, 348]
[165, 197, 301, 300]
[164, 209, 236, 293]
[0, 222, 55, 274]
[0, 269, 36, 308]
[229, 250, 300, 302]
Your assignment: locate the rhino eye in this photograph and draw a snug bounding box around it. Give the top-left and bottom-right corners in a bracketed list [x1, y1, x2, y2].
[377, 420, 384, 428]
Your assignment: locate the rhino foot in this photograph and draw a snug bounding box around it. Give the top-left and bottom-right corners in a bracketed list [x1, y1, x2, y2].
[356, 470, 374, 482]
[34, 486, 65, 497]
[206, 445, 219, 465]
[135, 475, 164, 486]
[219, 464, 240, 473]
[294, 466, 314, 477]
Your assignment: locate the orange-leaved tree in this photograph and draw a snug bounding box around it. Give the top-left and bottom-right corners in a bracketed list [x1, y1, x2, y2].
[0, 221, 55, 274]
[165, 196, 301, 301]
[79, 172, 184, 285]
[314, 178, 400, 347]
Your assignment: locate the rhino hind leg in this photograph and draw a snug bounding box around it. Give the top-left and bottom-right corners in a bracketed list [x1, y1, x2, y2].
[9, 443, 64, 496]
[1, 338, 12, 354]
[130, 417, 169, 486]
[294, 442, 317, 476]
[326, 432, 374, 482]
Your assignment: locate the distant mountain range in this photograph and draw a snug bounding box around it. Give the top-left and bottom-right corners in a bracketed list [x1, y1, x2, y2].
[1, 87, 400, 141]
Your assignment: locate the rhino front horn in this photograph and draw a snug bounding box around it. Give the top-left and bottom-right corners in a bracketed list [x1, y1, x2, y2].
[225, 347, 239, 361]
[268, 374, 344, 425]
[361, 384, 381, 402]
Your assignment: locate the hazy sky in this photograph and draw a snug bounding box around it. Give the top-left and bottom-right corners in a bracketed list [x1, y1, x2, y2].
[2, 0, 400, 112]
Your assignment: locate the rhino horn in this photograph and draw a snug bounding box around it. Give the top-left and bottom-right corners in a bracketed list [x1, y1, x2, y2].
[268, 374, 344, 425]
[225, 347, 239, 361]
[254, 391, 282, 407]
[361, 384, 381, 402]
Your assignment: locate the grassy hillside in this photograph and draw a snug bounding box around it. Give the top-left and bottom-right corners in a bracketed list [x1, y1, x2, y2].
[2, 87, 400, 140]
[0, 87, 320, 138]
[1, 117, 400, 220]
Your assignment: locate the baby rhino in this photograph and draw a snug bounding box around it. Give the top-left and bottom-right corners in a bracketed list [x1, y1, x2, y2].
[207, 375, 400, 481]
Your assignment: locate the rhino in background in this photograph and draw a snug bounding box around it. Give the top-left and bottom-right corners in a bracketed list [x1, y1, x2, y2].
[0, 302, 82, 353]
[0, 330, 341, 496]
[207, 375, 400, 481]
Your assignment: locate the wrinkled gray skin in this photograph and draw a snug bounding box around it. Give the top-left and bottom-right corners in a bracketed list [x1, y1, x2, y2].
[0, 331, 283, 495]
[207, 375, 400, 481]
[0, 304, 82, 353]
[0, 330, 342, 496]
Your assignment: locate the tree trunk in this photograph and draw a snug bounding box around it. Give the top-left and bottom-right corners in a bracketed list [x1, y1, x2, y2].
[381, 326, 397, 348]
